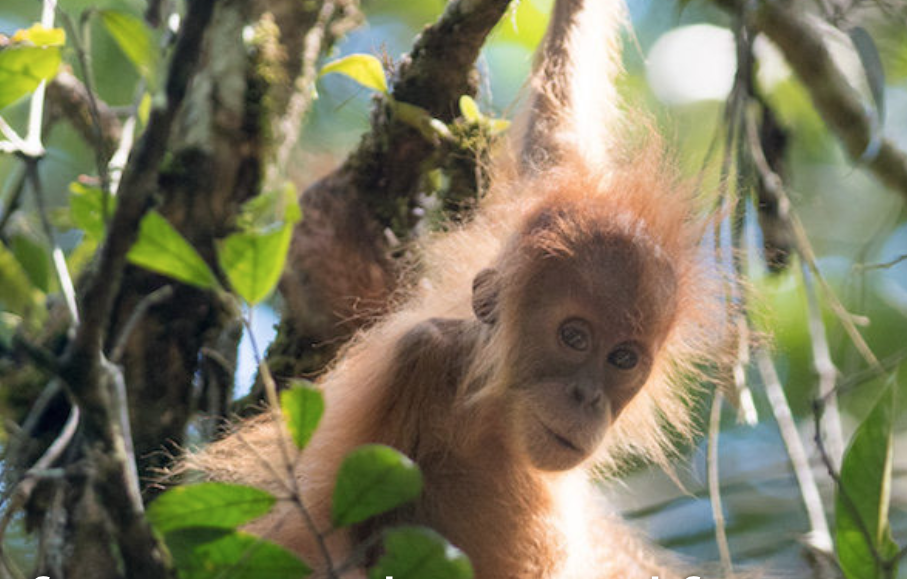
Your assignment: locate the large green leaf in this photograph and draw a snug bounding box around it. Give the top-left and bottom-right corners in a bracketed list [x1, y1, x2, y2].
[0, 43, 62, 110]
[164, 528, 311, 579]
[331, 445, 423, 528]
[220, 184, 301, 304]
[218, 225, 291, 305]
[320, 54, 388, 94]
[127, 210, 220, 290]
[147, 482, 276, 535]
[368, 526, 473, 579]
[835, 382, 900, 579]
[99, 10, 160, 85]
[280, 382, 324, 451]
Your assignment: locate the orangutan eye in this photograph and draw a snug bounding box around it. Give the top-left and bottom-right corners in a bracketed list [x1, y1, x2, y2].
[558, 319, 591, 352]
[607, 345, 639, 370]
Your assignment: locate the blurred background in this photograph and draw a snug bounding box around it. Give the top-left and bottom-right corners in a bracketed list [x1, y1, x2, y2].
[1, 0, 905, 576]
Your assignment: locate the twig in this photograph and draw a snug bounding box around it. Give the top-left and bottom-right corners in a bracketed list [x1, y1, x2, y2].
[109, 285, 174, 364]
[757, 349, 832, 551]
[707, 391, 734, 577]
[269, 0, 340, 184]
[240, 311, 339, 578]
[741, 98, 882, 374]
[55, 8, 113, 203]
[0, 117, 29, 154]
[737, 0, 907, 201]
[836, 346, 907, 395]
[799, 264, 844, 468]
[745, 98, 844, 465]
[0, 402, 79, 544]
[25, 159, 80, 325]
[45, 70, 122, 165]
[858, 254, 907, 271]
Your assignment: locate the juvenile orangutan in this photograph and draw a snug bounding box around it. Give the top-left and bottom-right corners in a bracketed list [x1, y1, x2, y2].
[198, 0, 726, 577]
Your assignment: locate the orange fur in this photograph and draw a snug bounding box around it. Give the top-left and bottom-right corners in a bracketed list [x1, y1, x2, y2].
[194, 0, 730, 577]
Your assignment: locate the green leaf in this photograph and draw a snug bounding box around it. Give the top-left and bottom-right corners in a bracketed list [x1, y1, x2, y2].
[331, 445, 423, 528]
[69, 182, 115, 240]
[147, 482, 276, 535]
[835, 381, 900, 579]
[220, 184, 301, 304]
[320, 54, 388, 94]
[368, 526, 473, 579]
[0, 241, 41, 316]
[280, 382, 324, 451]
[11, 233, 50, 293]
[164, 528, 311, 579]
[0, 45, 62, 110]
[459, 95, 481, 123]
[218, 225, 290, 305]
[488, 118, 510, 135]
[99, 10, 160, 85]
[127, 210, 220, 290]
[848, 27, 886, 123]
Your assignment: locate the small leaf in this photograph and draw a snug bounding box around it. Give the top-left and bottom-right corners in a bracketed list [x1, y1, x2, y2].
[459, 95, 482, 123]
[0, 44, 62, 110]
[280, 382, 324, 451]
[99, 10, 160, 85]
[835, 381, 900, 579]
[127, 210, 220, 290]
[368, 526, 473, 579]
[147, 482, 276, 535]
[393, 99, 451, 142]
[849, 27, 886, 123]
[69, 182, 115, 240]
[332, 445, 423, 528]
[164, 528, 311, 579]
[10, 24, 65, 47]
[320, 54, 388, 94]
[488, 118, 511, 135]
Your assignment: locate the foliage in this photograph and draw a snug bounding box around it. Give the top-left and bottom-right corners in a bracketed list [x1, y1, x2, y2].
[0, 1, 905, 578]
[147, 387, 469, 578]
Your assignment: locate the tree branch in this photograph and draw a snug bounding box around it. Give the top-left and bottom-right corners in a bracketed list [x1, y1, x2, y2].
[272, 0, 512, 386]
[55, 0, 217, 575]
[723, 0, 907, 200]
[45, 70, 122, 162]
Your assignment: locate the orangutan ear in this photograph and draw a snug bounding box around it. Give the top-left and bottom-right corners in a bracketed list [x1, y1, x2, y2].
[472, 268, 500, 325]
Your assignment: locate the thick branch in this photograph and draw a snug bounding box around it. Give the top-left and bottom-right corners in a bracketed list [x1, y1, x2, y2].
[270, 0, 512, 388]
[725, 0, 907, 200]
